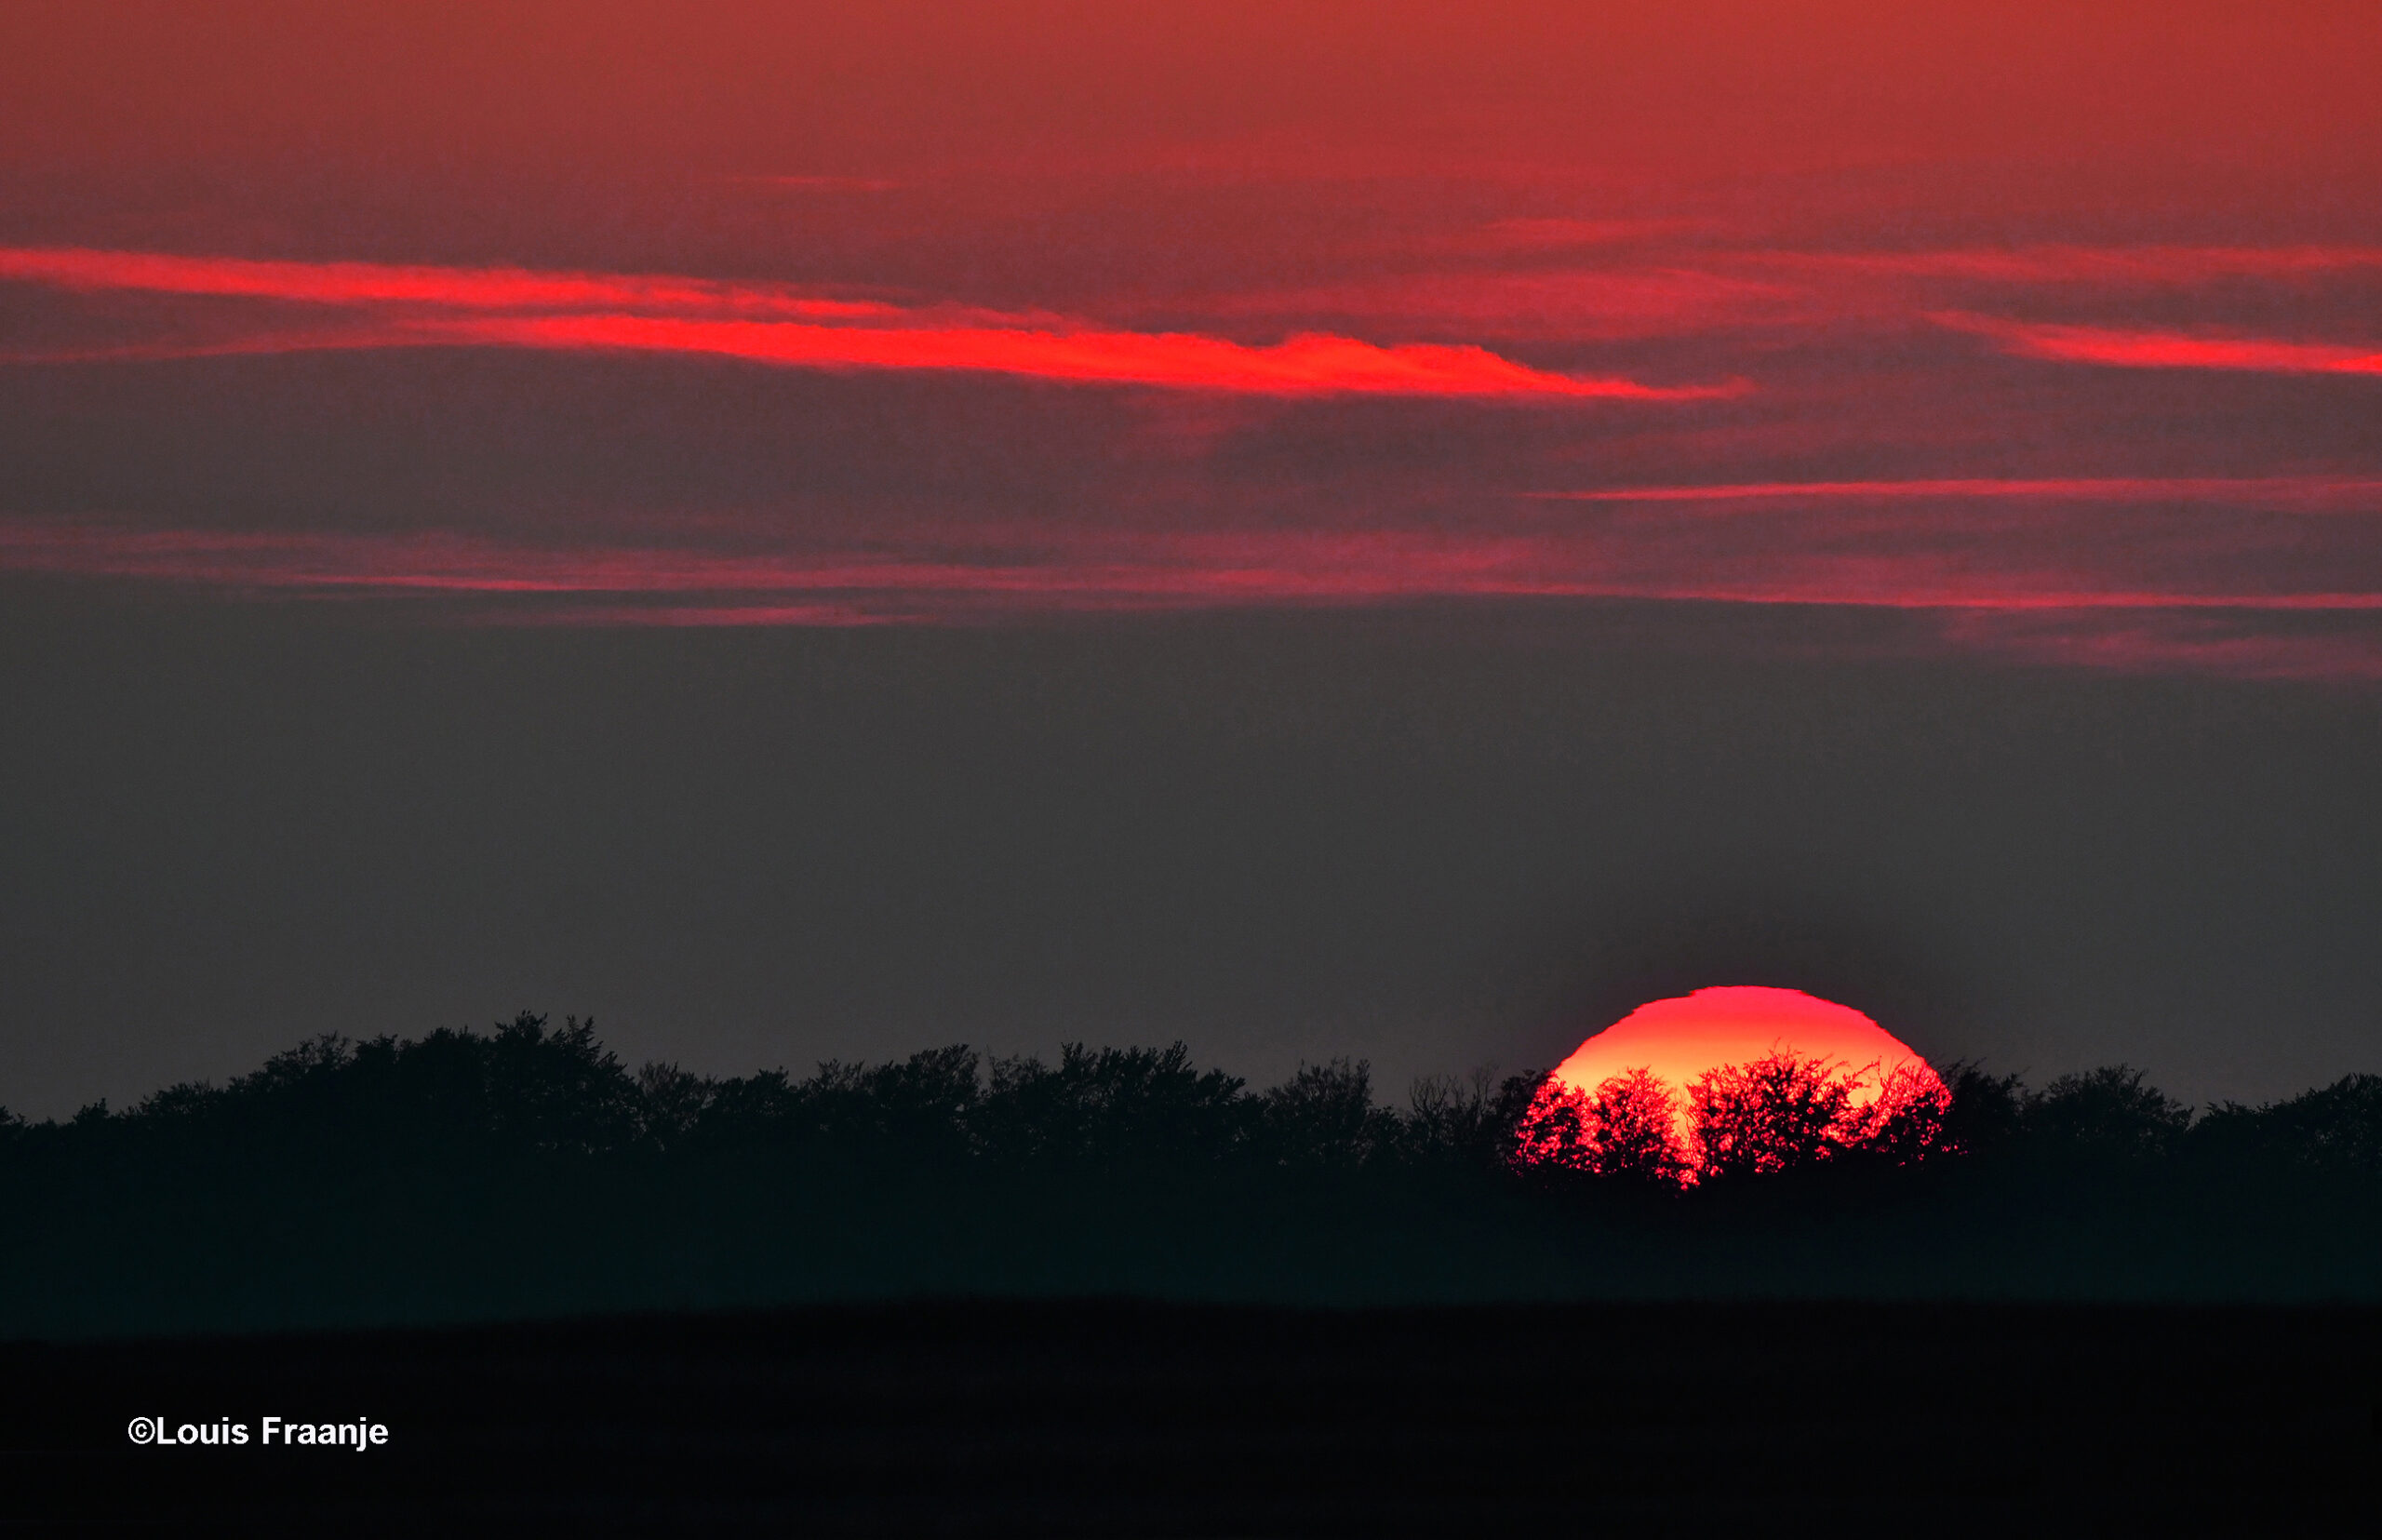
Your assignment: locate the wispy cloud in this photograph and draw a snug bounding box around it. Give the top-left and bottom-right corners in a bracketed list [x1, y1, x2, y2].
[1168, 241, 2382, 348]
[1766, 244, 2382, 286]
[1527, 476, 2382, 506]
[0, 247, 900, 320]
[1936, 312, 2382, 376]
[6, 507, 2376, 677]
[0, 246, 1735, 400]
[1198, 268, 1803, 341]
[398, 312, 1745, 398]
[1936, 609, 2382, 682]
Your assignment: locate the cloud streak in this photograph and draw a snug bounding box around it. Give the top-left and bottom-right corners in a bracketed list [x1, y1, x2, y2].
[0, 246, 1734, 400]
[1765, 245, 2382, 286]
[0, 246, 898, 320]
[1939, 312, 2382, 377]
[398, 312, 1741, 399]
[1529, 476, 2382, 506]
[6, 509, 2376, 678]
[1176, 243, 2382, 346]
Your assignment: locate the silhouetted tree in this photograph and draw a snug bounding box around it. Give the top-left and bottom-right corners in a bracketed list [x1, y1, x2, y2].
[2024, 1065, 2190, 1161]
[1840, 1060, 1957, 1164]
[1512, 1068, 1693, 1185]
[2192, 1072, 2382, 1175]
[636, 1062, 715, 1150]
[2274, 1073, 2382, 1172]
[681, 1068, 802, 1149]
[978, 1043, 1247, 1167]
[1483, 1070, 1552, 1165]
[796, 1045, 983, 1165]
[1585, 1068, 1694, 1185]
[1934, 1062, 2027, 1158]
[181, 1013, 649, 1159]
[1401, 1067, 1500, 1164]
[1687, 1051, 1865, 1180]
[1510, 1080, 1595, 1172]
[1259, 1059, 1397, 1167]
[483, 1013, 648, 1155]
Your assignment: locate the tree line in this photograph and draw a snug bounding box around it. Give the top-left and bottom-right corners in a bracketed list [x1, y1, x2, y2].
[1, 1014, 2376, 1336]
[7, 1011, 2371, 1182]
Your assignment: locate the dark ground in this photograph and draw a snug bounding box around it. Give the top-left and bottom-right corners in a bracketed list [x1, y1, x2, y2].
[3, 1300, 2375, 1534]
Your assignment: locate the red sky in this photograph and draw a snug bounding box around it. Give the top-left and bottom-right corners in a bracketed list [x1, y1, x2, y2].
[4, 1, 2379, 676]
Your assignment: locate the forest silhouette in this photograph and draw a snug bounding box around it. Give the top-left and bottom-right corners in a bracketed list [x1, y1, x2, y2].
[3, 1014, 2378, 1337]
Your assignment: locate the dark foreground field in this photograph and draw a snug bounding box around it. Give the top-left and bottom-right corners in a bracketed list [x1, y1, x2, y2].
[3, 1301, 2375, 1534]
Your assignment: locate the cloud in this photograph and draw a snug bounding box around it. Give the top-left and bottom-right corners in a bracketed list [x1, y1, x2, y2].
[0, 246, 1736, 400]
[1528, 476, 2382, 506]
[397, 312, 1744, 399]
[1769, 245, 2382, 286]
[0, 247, 899, 320]
[1197, 268, 1804, 342]
[6, 502, 2376, 679]
[1936, 312, 2382, 376]
[1936, 609, 2382, 682]
[1163, 243, 2382, 347]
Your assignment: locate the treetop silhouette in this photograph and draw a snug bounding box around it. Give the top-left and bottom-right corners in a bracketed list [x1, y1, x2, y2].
[3, 1014, 2379, 1336]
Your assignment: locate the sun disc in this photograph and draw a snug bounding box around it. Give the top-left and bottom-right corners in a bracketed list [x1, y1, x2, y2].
[1549, 985, 1941, 1140]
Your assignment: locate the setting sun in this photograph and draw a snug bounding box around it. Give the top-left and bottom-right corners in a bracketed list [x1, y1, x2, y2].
[1549, 986, 1943, 1142]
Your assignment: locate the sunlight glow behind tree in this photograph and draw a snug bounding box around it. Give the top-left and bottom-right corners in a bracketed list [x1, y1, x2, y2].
[1515, 987, 1956, 1185]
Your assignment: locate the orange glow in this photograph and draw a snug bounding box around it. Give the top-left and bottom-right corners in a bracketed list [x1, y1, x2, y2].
[1547, 986, 1943, 1145]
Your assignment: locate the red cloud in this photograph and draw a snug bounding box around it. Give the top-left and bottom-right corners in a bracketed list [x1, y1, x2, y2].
[1937, 312, 2382, 376]
[0, 247, 898, 320]
[1196, 268, 1804, 342]
[401, 312, 1742, 399]
[1770, 245, 2382, 286]
[0, 246, 1736, 400]
[1140, 243, 2382, 348]
[1530, 476, 2382, 506]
